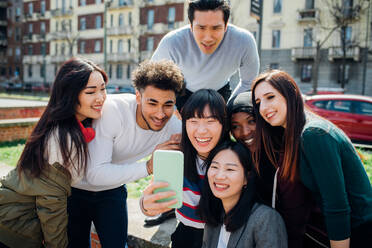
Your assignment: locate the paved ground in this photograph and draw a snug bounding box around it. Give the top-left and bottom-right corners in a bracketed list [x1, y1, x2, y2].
[0, 98, 47, 108]
[0, 163, 13, 177]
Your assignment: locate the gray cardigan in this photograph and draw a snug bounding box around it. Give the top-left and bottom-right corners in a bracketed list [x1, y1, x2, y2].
[202, 203, 288, 248]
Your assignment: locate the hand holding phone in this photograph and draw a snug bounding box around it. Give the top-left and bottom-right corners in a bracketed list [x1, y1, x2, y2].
[153, 150, 184, 209]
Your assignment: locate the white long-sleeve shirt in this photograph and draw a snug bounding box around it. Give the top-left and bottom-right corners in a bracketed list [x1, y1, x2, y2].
[73, 94, 182, 192]
[151, 24, 259, 99]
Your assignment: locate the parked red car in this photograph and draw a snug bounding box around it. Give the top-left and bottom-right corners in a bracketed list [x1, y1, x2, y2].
[304, 94, 372, 144]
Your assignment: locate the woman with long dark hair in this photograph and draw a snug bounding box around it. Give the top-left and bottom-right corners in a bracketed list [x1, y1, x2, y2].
[251, 70, 372, 248]
[0, 58, 107, 248]
[199, 140, 287, 248]
[141, 89, 229, 248]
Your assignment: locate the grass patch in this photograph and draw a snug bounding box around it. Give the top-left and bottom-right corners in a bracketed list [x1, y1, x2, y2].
[0, 139, 26, 167]
[0, 140, 371, 199]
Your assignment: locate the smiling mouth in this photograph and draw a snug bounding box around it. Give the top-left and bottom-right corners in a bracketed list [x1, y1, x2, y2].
[92, 106, 102, 111]
[196, 137, 212, 143]
[214, 183, 229, 191]
[266, 112, 276, 119]
[245, 138, 254, 145]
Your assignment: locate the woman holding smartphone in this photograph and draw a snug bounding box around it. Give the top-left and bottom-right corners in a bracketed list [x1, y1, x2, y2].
[199, 140, 287, 248]
[141, 89, 229, 248]
[0, 58, 107, 248]
[251, 70, 372, 248]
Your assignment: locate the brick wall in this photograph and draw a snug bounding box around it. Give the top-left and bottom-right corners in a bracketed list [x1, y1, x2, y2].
[0, 106, 46, 119]
[0, 120, 37, 142]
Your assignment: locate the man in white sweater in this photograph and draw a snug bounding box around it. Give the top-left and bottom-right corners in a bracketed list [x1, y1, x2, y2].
[151, 0, 259, 110]
[67, 60, 184, 248]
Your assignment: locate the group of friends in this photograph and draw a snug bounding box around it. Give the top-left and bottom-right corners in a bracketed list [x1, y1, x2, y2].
[0, 1, 371, 248]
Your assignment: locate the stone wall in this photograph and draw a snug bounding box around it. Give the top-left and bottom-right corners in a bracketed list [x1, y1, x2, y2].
[0, 106, 46, 119]
[0, 118, 38, 142]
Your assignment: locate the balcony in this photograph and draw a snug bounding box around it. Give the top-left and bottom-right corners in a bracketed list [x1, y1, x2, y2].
[50, 55, 71, 63]
[51, 8, 73, 17]
[23, 33, 33, 42]
[291, 47, 316, 61]
[141, 22, 182, 35]
[107, 26, 134, 36]
[107, 52, 137, 63]
[140, 50, 153, 60]
[23, 55, 45, 64]
[108, 0, 134, 9]
[140, 0, 184, 7]
[328, 46, 360, 62]
[297, 8, 319, 23]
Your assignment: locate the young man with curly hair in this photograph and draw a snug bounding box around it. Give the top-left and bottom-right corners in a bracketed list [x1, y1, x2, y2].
[67, 60, 184, 248]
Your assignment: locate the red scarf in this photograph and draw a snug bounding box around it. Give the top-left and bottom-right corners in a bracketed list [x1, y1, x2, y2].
[77, 120, 95, 143]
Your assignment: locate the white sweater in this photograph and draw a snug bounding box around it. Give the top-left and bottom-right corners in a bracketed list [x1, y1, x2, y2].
[151, 24, 259, 98]
[73, 94, 182, 192]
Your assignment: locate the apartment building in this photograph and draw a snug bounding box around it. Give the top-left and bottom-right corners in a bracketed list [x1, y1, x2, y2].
[138, 0, 187, 60]
[6, 0, 23, 83]
[15, 0, 187, 88]
[0, 1, 7, 80]
[230, 0, 372, 96]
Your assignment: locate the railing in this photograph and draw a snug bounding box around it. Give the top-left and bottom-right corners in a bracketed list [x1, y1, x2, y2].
[23, 55, 44, 64]
[291, 47, 316, 60]
[108, 0, 134, 9]
[328, 46, 360, 61]
[297, 8, 319, 22]
[107, 26, 134, 36]
[50, 55, 71, 63]
[50, 8, 73, 17]
[107, 52, 137, 62]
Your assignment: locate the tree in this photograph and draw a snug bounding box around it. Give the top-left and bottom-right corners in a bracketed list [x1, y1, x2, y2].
[51, 20, 79, 57]
[311, 0, 368, 94]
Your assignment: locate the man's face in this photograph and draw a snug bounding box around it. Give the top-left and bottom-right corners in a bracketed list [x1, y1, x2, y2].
[191, 10, 227, 54]
[136, 85, 176, 131]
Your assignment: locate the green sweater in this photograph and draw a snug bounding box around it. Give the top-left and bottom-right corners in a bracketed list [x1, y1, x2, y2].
[299, 114, 372, 241]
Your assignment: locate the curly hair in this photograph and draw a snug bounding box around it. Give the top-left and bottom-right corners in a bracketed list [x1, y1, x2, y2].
[132, 60, 184, 96]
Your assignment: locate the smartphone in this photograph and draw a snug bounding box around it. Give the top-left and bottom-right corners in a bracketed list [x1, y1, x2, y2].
[153, 150, 184, 209]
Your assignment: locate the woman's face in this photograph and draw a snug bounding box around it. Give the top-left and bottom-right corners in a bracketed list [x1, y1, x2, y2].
[231, 112, 256, 151]
[75, 71, 107, 122]
[186, 105, 223, 158]
[254, 81, 287, 128]
[208, 149, 247, 212]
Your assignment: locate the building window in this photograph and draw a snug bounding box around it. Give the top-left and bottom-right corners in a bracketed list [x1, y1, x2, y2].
[342, 26, 352, 46]
[55, 43, 58, 55]
[147, 37, 154, 51]
[40, 64, 45, 78]
[338, 64, 350, 84]
[28, 3, 33, 15]
[110, 14, 114, 27]
[119, 14, 124, 27]
[272, 30, 281, 48]
[15, 47, 21, 56]
[28, 45, 33, 55]
[81, 0, 86, 6]
[128, 12, 132, 26]
[96, 0, 101, 4]
[41, 22, 46, 34]
[273, 0, 282, 13]
[61, 43, 65, 55]
[41, 43, 46, 55]
[301, 64, 312, 82]
[128, 39, 131, 52]
[55, 21, 59, 32]
[127, 65, 131, 79]
[80, 17, 86, 30]
[110, 40, 113, 53]
[304, 28, 312, 47]
[80, 41, 85, 53]
[118, 39, 123, 53]
[15, 28, 20, 41]
[119, 0, 126, 6]
[270, 63, 279, 69]
[28, 65, 33, 77]
[8, 48, 12, 56]
[95, 40, 101, 53]
[109, 64, 112, 78]
[168, 7, 176, 29]
[29, 23, 33, 33]
[147, 9, 154, 30]
[305, 0, 314, 9]
[117, 65, 123, 79]
[41, 0, 46, 15]
[96, 16, 102, 29]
